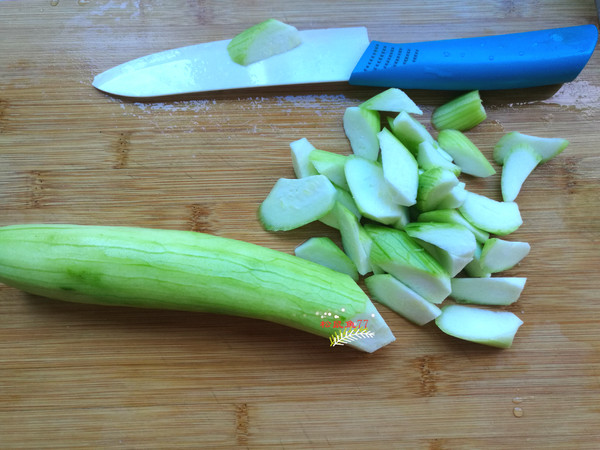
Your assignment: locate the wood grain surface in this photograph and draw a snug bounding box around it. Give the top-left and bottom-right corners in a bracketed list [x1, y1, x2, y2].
[1, 1, 599, 448]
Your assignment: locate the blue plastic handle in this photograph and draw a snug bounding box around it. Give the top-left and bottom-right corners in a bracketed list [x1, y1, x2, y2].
[349, 25, 598, 90]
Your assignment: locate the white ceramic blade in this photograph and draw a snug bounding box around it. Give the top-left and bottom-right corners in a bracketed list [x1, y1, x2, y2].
[93, 27, 369, 97]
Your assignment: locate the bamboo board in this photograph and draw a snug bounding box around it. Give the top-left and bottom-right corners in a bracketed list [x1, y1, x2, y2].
[1, 1, 599, 448]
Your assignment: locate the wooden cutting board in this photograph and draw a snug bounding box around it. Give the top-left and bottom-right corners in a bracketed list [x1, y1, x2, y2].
[1, 1, 599, 448]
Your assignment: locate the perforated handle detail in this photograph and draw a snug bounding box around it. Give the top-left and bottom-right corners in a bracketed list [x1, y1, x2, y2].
[349, 25, 598, 91]
[360, 43, 420, 71]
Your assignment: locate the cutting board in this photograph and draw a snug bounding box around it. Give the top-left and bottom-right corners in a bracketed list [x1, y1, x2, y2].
[1, 1, 599, 448]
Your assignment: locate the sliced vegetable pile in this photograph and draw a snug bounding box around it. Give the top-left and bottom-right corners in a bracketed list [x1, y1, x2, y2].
[259, 88, 569, 348]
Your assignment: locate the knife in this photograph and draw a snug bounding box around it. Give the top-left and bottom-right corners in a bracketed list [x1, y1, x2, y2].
[92, 24, 598, 98]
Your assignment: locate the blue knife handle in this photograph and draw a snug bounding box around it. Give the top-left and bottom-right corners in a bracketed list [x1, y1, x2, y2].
[349, 25, 598, 90]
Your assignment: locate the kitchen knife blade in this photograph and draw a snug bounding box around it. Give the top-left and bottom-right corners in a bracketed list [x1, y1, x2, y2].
[93, 24, 598, 98]
[93, 27, 369, 98]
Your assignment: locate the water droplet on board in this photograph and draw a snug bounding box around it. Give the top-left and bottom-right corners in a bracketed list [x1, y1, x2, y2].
[513, 406, 524, 417]
[78, 0, 90, 5]
[50, 0, 59, 6]
[512, 395, 534, 403]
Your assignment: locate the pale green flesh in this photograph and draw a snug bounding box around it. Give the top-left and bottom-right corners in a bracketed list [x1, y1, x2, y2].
[432, 90, 487, 131]
[435, 304, 523, 348]
[309, 149, 349, 191]
[417, 209, 490, 244]
[0, 224, 395, 350]
[415, 240, 473, 278]
[463, 242, 492, 278]
[378, 128, 418, 206]
[360, 88, 423, 114]
[227, 19, 302, 66]
[366, 224, 451, 304]
[404, 222, 476, 258]
[435, 182, 467, 210]
[259, 175, 336, 231]
[405, 222, 476, 277]
[374, 261, 450, 305]
[450, 277, 526, 305]
[391, 207, 411, 230]
[437, 129, 496, 177]
[435, 145, 454, 162]
[459, 191, 522, 236]
[290, 138, 319, 178]
[493, 131, 569, 164]
[343, 106, 381, 160]
[501, 144, 542, 202]
[389, 111, 436, 155]
[365, 274, 441, 326]
[335, 203, 373, 276]
[417, 141, 462, 176]
[319, 184, 361, 229]
[295, 237, 358, 281]
[345, 156, 409, 225]
[417, 168, 460, 212]
[480, 238, 530, 273]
